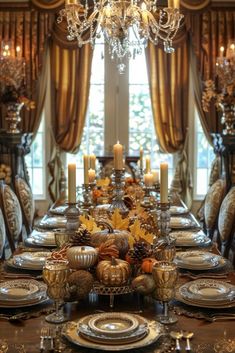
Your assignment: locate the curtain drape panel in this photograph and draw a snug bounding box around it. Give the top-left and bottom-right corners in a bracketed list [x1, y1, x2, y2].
[0, 10, 52, 135]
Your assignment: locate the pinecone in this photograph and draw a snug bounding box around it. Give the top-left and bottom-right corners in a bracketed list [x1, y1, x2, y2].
[70, 226, 91, 246]
[128, 241, 150, 263]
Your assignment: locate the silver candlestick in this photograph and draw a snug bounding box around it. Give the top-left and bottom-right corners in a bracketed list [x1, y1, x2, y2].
[156, 201, 171, 238]
[109, 168, 129, 216]
[140, 185, 156, 210]
[82, 184, 93, 212]
[65, 203, 80, 231]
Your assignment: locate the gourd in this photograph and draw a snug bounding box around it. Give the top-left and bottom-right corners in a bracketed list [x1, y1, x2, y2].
[90, 222, 129, 258]
[96, 257, 131, 286]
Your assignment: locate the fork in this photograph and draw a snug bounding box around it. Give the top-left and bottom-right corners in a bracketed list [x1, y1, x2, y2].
[40, 327, 47, 352]
[205, 314, 235, 322]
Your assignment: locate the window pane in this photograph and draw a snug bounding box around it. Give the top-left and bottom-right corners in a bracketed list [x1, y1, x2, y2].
[196, 169, 208, 195]
[32, 168, 43, 195]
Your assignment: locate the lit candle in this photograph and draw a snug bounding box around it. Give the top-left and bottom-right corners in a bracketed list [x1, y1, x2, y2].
[88, 168, 96, 183]
[68, 163, 76, 203]
[90, 154, 96, 170]
[145, 156, 151, 173]
[220, 46, 225, 58]
[113, 141, 124, 170]
[144, 172, 154, 187]
[140, 147, 144, 170]
[16, 46, 20, 57]
[160, 163, 168, 203]
[83, 155, 89, 185]
[152, 170, 159, 184]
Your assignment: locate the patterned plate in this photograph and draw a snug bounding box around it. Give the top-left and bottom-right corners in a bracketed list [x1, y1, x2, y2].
[170, 231, 211, 247]
[0, 279, 46, 301]
[174, 251, 221, 270]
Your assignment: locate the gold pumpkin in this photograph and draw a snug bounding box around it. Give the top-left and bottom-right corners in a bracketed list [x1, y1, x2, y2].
[90, 222, 129, 259]
[96, 257, 131, 286]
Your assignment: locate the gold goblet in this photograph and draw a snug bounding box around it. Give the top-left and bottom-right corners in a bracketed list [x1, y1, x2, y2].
[43, 258, 70, 323]
[152, 261, 178, 324]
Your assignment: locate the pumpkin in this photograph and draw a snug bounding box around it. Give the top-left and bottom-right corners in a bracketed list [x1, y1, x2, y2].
[90, 222, 129, 259]
[66, 246, 98, 269]
[96, 257, 131, 286]
[141, 258, 159, 274]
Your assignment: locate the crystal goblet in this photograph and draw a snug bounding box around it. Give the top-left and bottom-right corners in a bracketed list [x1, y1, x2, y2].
[43, 258, 70, 323]
[152, 261, 178, 324]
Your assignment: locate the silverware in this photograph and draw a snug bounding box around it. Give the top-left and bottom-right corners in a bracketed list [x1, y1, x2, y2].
[181, 272, 229, 280]
[182, 331, 194, 352]
[40, 327, 47, 352]
[205, 314, 235, 322]
[170, 331, 183, 352]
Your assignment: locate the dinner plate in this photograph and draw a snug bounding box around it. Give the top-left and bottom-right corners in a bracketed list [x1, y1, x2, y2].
[170, 217, 194, 229]
[37, 216, 66, 229]
[170, 231, 211, 247]
[49, 205, 68, 215]
[0, 280, 39, 299]
[175, 290, 235, 309]
[88, 312, 139, 337]
[62, 315, 165, 351]
[0, 295, 48, 308]
[170, 206, 189, 215]
[12, 251, 51, 270]
[174, 251, 222, 270]
[179, 279, 235, 303]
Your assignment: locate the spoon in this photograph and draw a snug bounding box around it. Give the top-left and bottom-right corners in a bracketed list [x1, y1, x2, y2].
[183, 331, 194, 352]
[170, 331, 183, 352]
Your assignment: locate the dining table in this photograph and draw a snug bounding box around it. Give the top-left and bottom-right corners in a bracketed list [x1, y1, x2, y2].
[0, 197, 235, 353]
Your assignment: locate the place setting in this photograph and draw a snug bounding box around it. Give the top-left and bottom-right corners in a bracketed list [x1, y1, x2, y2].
[170, 217, 197, 230]
[25, 229, 57, 248]
[174, 250, 227, 271]
[6, 251, 51, 271]
[170, 230, 211, 247]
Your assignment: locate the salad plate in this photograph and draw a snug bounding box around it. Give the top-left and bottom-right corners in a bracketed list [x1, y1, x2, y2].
[37, 215, 66, 229]
[170, 206, 189, 215]
[170, 231, 211, 247]
[170, 217, 194, 229]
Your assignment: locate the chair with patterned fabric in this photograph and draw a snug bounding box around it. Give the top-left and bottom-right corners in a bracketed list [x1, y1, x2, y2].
[15, 176, 35, 235]
[218, 186, 235, 268]
[0, 208, 6, 259]
[203, 179, 226, 246]
[0, 181, 22, 257]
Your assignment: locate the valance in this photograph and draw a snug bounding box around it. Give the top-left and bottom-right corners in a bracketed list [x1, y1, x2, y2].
[31, 0, 64, 11]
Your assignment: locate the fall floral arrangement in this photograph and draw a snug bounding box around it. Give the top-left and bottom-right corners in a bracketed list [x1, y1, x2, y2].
[202, 79, 235, 112]
[0, 84, 35, 110]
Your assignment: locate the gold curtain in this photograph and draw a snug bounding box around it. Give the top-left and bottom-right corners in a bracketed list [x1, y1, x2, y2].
[31, 0, 64, 11]
[0, 10, 53, 134]
[145, 28, 189, 154]
[187, 10, 235, 139]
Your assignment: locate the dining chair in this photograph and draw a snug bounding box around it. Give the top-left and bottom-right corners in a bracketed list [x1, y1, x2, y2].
[218, 186, 235, 267]
[14, 175, 35, 235]
[0, 207, 6, 259]
[0, 181, 22, 256]
[203, 178, 226, 244]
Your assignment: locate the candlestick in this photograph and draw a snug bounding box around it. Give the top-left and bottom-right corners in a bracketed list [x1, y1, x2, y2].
[90, 154, 96, 170]
[145, 156, 151, 173]
[83, 155, 89, 185]
[113, 141, 124, 170]
[109, 169, 129, 215]
[144, 172, 154, 187]
[68, 163, 76, 203]
[139, 147, 144, 170]
[160, 162, 168, 203]
[88, 168, 96, 183]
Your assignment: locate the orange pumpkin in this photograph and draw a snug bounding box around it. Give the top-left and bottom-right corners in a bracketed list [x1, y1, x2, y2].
[141, 258, 158, 274]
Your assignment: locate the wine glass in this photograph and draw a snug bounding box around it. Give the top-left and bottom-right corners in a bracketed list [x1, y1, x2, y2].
[152, 261, 178, 324]
[43, 258, 70, 323]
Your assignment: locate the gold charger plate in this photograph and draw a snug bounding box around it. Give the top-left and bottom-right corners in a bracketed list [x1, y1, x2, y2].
[62, 317, 165, 351]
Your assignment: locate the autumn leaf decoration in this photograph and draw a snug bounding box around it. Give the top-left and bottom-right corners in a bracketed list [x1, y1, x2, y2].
[109, 209, 129, 230]
[79, 215, 101, 233]
[128, 219, 154, 249]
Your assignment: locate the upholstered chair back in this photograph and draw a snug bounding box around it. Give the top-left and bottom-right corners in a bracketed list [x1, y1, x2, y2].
[0, 207, 6, 259]
[15, 176, 35, 234]
[0, 181, 22, 255]
[204, 179, 226, 239]
[218, 186, 235, 266]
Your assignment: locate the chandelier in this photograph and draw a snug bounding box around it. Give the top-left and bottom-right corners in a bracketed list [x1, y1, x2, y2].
[216, 41, 235, 92]
[58, 0, 184, 72]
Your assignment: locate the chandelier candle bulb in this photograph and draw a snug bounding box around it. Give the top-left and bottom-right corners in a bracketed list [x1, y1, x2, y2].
[90, 154, 96, 170]
[168, 0, 174, 7]
[83, 155, 89, 185]
[160, 162, 168, 203]
[173, 0, 180, 8]
[65, 0, 77, 4]
[220, 46, 225, 57]
[144, 172, 154, 187]
[68, 163, 76, 203]
[145, 156, 151, 173]
[113, 141, 124, 170]
[88, 168, 96, 183]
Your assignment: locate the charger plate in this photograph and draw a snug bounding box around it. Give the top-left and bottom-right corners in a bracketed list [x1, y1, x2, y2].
[175, 290, 235, 309]
[62, 316, 165, 351]
[11, 251, 51, 270]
